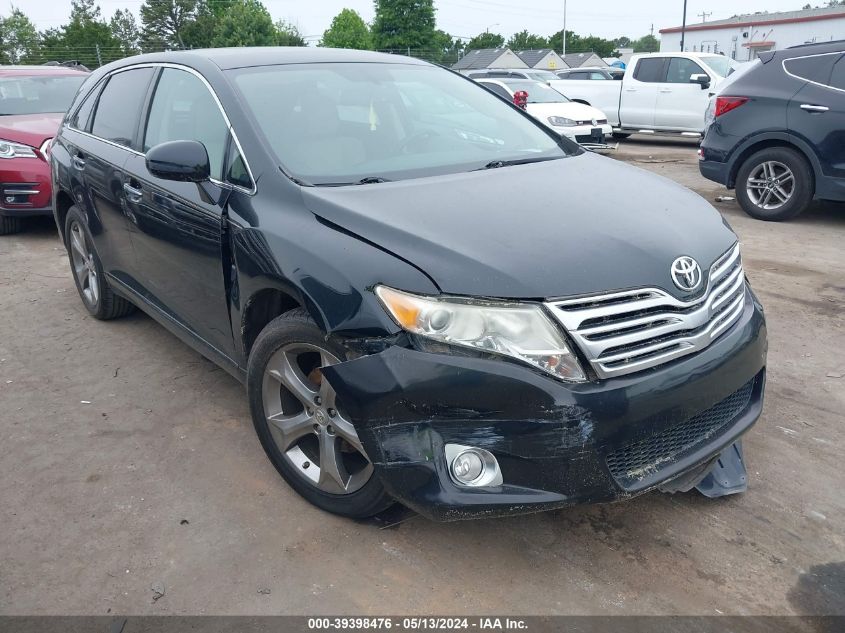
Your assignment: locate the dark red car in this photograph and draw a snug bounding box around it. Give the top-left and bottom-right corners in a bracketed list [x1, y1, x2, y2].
[0, 66, 87, 235]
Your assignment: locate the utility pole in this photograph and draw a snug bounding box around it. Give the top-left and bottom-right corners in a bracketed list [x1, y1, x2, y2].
[680, 0, 688, 52]
[563, 0, 567, 56]
[698, 11, 712, 23]
[95, 43, 102, 67]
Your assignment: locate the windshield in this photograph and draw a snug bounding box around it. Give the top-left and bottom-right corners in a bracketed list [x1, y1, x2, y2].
[701, 56, 736, 78]
[231, 63, 569, 185]
[502, 80, 570, 103]
[0, 75, 85, 115]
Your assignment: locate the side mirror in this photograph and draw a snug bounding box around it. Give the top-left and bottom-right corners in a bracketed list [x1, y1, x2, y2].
[690, 74, 711, 90]
[146, 140, 210, 183]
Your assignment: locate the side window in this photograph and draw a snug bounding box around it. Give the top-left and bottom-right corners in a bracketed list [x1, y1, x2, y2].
[226, 144, 252, 189]
[90, 68, 154, 147]
[634, 58, 666, 83]
[784, 54, 839, 84]
[144, 68, 229, 181]
[829, 55, 845, 90]
[482, 83, 512, 101]
[666, 58, 706, 83]
[589, 72, 608, 80]
[70, 83, 101, 132]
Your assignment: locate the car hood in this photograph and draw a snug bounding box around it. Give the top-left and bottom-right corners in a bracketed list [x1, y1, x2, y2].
[301, 152, 737, 300]
[528, 101, 608, 122]
[0, 113, 63, 149]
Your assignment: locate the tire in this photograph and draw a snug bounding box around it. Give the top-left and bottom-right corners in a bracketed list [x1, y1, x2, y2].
[64, 205, 136, 320]
[247, 308, 394, 519]
[612, 132, 631, 140]
[735, 147, 813, 221]
[0, 215, 23, 235]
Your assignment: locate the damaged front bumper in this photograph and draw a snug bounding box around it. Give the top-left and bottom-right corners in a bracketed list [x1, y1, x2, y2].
[323, 295, 767, 521]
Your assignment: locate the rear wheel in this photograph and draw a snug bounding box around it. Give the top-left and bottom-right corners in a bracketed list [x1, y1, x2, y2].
[735, 147, 813, 221]
[64, 206, 136, 320]
[247, 309, 393, 518]
[0, 215, 23, 235]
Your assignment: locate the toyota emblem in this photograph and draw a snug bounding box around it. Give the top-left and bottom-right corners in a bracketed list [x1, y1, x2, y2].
[671, 256, 702, 291]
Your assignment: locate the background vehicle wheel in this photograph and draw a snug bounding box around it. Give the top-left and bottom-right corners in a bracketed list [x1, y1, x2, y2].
[0, 215, 23, 235]
[247, 309, 394, 519]
[612, 132, 631, 140]
[735, 147, 813, 221]
[64, 206, 136, 320]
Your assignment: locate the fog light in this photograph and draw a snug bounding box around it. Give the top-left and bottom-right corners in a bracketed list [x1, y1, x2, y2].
[444, 444, 503, 487]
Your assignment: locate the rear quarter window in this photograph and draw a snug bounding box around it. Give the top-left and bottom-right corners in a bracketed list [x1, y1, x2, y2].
[828, 54, 845, 90]
[783, 53, 840, 84]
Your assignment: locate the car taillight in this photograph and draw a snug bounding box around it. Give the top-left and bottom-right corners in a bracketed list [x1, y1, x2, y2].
[715, 96, 749, 118]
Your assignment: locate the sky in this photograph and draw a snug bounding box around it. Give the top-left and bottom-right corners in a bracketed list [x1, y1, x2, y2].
[15, 0, 813, 44]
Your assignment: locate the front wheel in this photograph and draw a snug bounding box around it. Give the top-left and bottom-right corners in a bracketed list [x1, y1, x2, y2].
[0, 215, 23, 235]
[247, 309, 394, 518]
[735, 147, 813, 221]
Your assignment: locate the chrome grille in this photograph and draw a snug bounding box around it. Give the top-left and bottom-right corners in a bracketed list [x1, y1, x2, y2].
[546, 244, 746, 378]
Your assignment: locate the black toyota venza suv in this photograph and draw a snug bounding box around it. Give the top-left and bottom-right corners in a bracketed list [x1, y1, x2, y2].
[51, 48, 767, 521]
[700, 40, 845, 221]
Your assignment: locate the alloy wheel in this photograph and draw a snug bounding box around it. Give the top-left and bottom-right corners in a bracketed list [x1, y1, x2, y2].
[746, 161, 795, 210]
[261, 343, 373, 495]
[69, 222, 99, 306]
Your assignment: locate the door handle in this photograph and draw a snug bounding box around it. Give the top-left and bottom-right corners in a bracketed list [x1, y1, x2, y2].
[659, 89, 673, 93]
[72, 154, 85, 170]
[123, 182, 143, 202]
[625, 88, 637, 92]
[800, 104, 829, 113]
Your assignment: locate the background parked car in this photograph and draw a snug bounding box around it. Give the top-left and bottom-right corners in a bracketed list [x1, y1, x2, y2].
[557, 67, 625, 81]
[476, 78, 611, 146]
[0, 65, 87, 235]
[465, 68, 571, 95]
[699, 41, 845, 221]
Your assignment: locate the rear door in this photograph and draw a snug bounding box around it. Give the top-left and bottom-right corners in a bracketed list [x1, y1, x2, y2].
[64, 67, 155, 279]
[620, 57, 665, 128]
[786, 52, 845, 187]
[122, 66, 238, 356]
[654, 57, 713, 131]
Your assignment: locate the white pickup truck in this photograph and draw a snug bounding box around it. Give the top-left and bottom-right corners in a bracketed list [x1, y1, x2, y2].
[559, 52, 737, 137]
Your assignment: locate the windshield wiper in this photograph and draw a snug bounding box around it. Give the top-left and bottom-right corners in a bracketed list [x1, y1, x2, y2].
[313, 176, 392, 187]
[477, 156, 562, 170]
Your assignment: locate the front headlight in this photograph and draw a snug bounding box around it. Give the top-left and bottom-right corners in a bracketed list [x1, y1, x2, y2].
[548, 116, 577, 127]
[0, 139, 38, 159]
[375, 286, 586, 382]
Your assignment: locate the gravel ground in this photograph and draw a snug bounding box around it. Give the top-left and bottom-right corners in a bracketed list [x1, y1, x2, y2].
[0, 137, 843, 616]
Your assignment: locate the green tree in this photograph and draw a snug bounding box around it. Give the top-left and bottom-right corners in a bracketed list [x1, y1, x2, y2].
[212, 0, 276, 47]
[549, 30, 617, 57]
[429, 29, 463, 64]
[110, 8, 140, 55]
[276, 20, 306, 46]
[0, 7, 39, 64]
[39, 0, 123, 68]
[372, 0, 436, 52]
[139, 0, 198, 49]
[320, 8, 372, 49]
[613, 36, 632, 48]
[632, 34, 659, 53]
[507, 30, 548, 50]
[464, 31, 504, 51]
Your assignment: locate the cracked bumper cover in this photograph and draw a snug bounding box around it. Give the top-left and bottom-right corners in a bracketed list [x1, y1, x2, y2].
[323, 292, 767, 521]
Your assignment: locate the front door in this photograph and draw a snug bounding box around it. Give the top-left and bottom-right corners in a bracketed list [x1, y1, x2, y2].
[655, 57, 712, 132]
[122, 67, 235, 357]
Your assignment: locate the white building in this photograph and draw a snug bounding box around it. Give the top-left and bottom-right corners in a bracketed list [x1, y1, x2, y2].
[659, 6, 845, 61]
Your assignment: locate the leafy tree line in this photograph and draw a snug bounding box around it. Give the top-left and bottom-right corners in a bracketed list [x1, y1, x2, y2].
[0, 0, 659, 69]
[0, 0, 305, 69]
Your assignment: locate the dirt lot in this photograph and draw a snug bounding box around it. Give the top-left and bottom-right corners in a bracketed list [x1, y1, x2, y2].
[1, 137, 843, 616]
